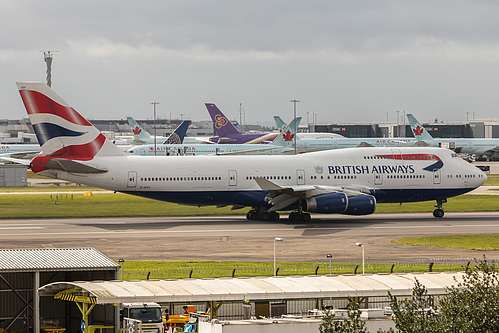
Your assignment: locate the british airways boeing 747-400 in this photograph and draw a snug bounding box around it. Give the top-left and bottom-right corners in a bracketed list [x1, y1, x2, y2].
[17, 82, 486, 220]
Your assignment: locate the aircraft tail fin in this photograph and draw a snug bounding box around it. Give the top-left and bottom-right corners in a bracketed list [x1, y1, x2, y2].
[205, 103, 240, 137]
[407, 114, 434, 140]
[274, 116, 287, 131]
[127, 116, 152, 141]
[164, 120, 191, 144]
[17, 82, 124, 160]
[272, 117, 302, 146]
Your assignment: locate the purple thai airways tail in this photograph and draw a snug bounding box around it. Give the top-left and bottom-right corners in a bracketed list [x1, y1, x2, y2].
[205, 103, 240, 137]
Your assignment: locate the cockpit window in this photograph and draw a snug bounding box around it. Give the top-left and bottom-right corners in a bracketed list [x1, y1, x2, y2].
[451, 153, 459, 158]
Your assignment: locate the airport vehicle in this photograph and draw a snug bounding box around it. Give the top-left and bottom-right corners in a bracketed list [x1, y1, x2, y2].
[121, 303, 164, 333]
[17, 82, 486, 220]
[127, 117, 191, 145]
[127, 118, 301, 156]
[206, 103, 279, 144]
[407, 113, 499, 160]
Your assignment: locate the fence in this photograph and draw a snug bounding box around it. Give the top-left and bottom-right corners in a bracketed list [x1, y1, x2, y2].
[122, 259, 474, 280]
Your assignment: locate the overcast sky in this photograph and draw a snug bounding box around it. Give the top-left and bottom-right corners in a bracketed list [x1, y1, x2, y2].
[2, 0, 499, 125]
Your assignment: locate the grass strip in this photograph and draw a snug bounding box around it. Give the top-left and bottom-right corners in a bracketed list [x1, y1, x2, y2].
[393, 234, 499, 251]
[120, 260, 466, 280]
[0, 192, 498, 219]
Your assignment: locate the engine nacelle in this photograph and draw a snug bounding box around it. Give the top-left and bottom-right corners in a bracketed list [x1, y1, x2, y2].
[302, 192, 348, 213]
[343, 195, 376, 215]
[302, 193, 376, 215]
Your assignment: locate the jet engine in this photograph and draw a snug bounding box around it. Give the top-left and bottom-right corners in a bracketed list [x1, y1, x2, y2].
[302, 193, 376, 215]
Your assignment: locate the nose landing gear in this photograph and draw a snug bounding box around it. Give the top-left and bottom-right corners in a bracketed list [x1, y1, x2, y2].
[433, 198, 447, 218]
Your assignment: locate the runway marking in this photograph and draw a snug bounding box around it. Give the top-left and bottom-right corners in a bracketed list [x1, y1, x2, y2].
[0, 227, 44, 230]
[2, 223, 499, 237]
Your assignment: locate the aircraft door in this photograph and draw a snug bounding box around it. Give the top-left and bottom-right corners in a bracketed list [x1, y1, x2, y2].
[127, 171, 137, 188]
[297, 169, 305, 185]
[433, 169, 441, 184]
[374, 173, 383, 186]
[391, 149, 403, 164]
[228, 170, 237, 187]
[140, 148, 146, 156]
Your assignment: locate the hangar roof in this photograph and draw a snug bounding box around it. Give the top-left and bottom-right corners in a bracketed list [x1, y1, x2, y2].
[0, 248, 120, 272]
[39, 272, 463, 304]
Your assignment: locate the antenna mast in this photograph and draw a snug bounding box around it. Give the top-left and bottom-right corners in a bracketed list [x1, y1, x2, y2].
[41, 50, 59, 87]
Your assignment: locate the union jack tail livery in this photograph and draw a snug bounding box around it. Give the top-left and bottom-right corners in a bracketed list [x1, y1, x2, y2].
[17, 82, 124, 172]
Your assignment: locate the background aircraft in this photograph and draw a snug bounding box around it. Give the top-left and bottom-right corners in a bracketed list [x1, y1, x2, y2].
[127, 117, 191, 145]
[407, 114, 499, 160]
[127, 118, 301, 156]
[0, 144, 40, 158]
[206, 103, 279, 144]
[274, 116, 345, 139]
[17, 82, 486, 220]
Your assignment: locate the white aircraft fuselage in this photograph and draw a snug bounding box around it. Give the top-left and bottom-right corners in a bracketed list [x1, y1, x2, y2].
[19, 82, 486, 220]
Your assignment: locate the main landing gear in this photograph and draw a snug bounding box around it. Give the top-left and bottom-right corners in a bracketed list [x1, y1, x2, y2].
[288, 211, 311, 222]
[433, 198, 447, 218]
[246, 209, 280, 221]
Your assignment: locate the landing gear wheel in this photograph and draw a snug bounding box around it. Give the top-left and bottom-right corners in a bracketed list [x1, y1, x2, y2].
[259, 212, 270, 221]
[269, 212, 280, 221]
[433, 198, 447, 218]
[300, 213, 311, 222]
[289, 212, 300, 221]
[246, 210, 258, 220]
[433, 209, 444, 218]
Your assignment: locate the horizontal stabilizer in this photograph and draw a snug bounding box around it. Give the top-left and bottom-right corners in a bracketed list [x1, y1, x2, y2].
[46, 159, 108, 174]
[0, 156, 31, 166]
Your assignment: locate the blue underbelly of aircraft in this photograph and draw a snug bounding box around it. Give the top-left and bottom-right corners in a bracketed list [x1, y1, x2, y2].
[122, 187, 472, 207]
[122, 190, 269, 206]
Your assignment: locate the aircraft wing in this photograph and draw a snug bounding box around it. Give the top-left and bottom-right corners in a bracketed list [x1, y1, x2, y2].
[254, 177, 373, 212]
[216, 137, 238, 144]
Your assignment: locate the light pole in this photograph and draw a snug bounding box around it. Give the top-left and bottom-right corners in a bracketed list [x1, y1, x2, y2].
[355, 242, 364, 274]
[290, 99, 300, 154]
[274, 237, 283, 276]
[150, 102, 160, 156]
[118, 258, 125, 281]
[326, 254, 332, 275]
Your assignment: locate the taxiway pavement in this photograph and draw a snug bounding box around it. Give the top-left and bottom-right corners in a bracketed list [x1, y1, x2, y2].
[1, 212, 499, 263]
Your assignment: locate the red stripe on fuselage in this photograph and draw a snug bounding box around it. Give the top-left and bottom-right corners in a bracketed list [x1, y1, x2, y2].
[375, 153, 442, 161]
[19, 90, 92, 126]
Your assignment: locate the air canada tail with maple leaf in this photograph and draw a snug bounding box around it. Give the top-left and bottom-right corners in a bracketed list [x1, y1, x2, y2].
[272, 117, 302, 146]
[407, 114, 434, 141]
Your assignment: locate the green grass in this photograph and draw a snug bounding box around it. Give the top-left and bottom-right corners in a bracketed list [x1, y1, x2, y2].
[0, 192, 250, 219]
[0, 192, 498, 219]
[484, 174, 499, 186]
[375, 195, 499, 213]
[121, 260, 466, 279]
[393, 234, 499, 251]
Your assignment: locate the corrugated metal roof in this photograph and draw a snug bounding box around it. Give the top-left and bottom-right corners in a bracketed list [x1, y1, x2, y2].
[0, 248, 120, 272]
[39, 272, 464, 304]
